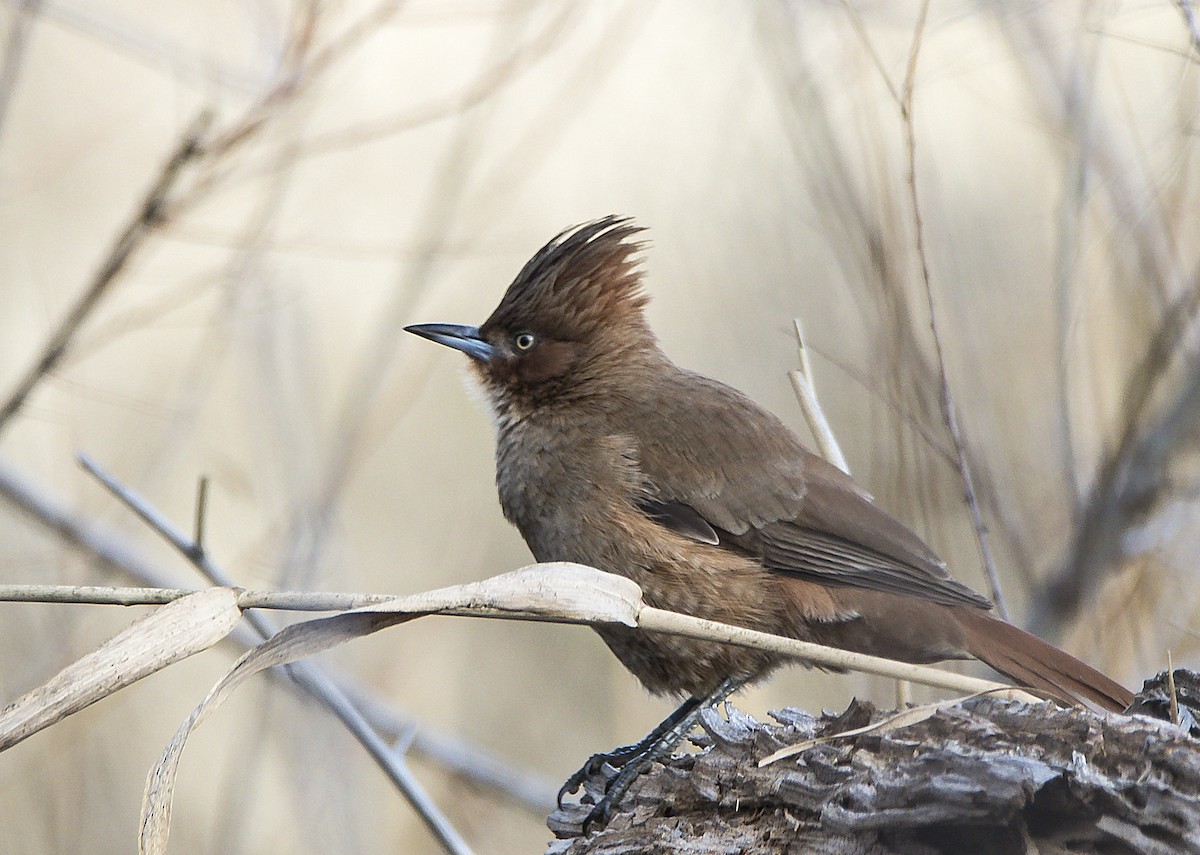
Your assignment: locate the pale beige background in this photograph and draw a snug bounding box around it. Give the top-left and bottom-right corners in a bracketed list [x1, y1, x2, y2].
[0, 1, 1196, 853]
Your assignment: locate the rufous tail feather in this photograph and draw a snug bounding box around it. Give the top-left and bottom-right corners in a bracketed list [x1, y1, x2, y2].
[956, 609, 1132, 713]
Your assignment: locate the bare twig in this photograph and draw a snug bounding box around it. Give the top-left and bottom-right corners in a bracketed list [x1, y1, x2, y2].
[789, 319, 850, 474]
[836, 0, 900, 105]
[192, 476, 209, 557]
[0, 112, 212, 434]
[898, 2, 1009, 620]
[1168, 652, 1179, 726]
[0, 583, 389, 611]
[76, 453, 474, 855]
[0, 455, 553, 813]
[0, 578, 1033, 704]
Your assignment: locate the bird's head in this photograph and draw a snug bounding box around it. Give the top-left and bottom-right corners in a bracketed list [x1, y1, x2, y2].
[405, 216, 660, 414]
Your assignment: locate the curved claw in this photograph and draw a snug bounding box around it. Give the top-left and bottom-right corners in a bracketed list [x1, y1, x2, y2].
[556, 779, 579, 810]
[556, 745, 661, 832]
[556, 767, 586, 808]
[578, 751, 654, 832]
[556, 681, 742, 833]
[557, 750, 624, 808]
[581, 797, 616, 835]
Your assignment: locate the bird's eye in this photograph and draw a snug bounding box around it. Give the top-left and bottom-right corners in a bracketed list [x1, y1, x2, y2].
[513, 332, 536, 351]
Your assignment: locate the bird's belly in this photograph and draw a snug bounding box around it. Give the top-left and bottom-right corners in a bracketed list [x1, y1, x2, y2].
[593, 622, 782, 698]
[556, 525, 800, 697]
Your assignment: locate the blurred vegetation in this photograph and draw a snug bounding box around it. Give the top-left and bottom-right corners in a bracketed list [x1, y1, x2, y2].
[0, 1, 1196, 853]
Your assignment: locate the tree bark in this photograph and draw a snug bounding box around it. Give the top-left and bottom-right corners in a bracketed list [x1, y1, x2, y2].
[548, 671, 1200, 854]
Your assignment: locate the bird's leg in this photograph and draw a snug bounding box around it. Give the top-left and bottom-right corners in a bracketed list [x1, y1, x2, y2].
[560, 676, 746, 831]
[557, 694, 701, 808]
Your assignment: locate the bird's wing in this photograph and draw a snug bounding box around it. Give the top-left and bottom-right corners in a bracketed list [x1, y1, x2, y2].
[637, 499, 719, 544]
[630, 370, 992, 610]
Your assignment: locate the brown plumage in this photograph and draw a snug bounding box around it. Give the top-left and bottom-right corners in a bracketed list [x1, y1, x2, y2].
[406, 216, 1132, 716]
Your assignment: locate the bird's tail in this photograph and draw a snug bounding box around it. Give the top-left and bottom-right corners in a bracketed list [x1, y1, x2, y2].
[955, 608, 1133, 713]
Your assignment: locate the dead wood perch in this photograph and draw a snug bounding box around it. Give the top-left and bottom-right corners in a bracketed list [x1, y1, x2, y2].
[548, 670, 1200, 854]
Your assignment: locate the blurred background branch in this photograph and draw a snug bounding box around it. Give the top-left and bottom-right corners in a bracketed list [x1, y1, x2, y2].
[0, 112, 211, 434]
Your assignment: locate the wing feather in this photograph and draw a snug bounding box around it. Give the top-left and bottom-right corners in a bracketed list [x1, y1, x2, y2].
[625, 368, 991, 611]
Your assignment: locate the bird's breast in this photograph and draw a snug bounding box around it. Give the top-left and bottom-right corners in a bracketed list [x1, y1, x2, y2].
[494, 421, 649, 566]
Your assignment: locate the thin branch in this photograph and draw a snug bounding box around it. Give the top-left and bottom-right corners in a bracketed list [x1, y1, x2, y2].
[898, 2, 1009, 621]
[277, 664, 475, 855]
[0, 584, 389, 611]
[0, 456, 553, 814]
[836, 0, 901, 106]
[337, 681, 555, 811]
[789, 318, 851, 474]
[192, 476, 209, 557]
[76, 454, 474, 855]
[0, 581, 1033, 704]
[79, 454, 208, 565]
[0, 111, 212, 435]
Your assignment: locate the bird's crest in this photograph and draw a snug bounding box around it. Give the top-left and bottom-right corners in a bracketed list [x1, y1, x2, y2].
[482, 216, 649, 339]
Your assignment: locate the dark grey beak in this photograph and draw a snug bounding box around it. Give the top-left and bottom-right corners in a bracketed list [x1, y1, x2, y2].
[404, 323, 494, 362]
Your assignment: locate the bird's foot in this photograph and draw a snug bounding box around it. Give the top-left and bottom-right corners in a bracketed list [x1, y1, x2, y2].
[577, 750, 657, 833]
[554, 678, 745, 835]
[552, 738, 668, 834]
[556, 738, 657, 808]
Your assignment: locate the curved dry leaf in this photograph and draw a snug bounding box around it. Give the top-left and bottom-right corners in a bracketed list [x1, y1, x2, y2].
[363, 561, 642, 625]
[0, 587, 240, 752]
[140, 563, 643, 855]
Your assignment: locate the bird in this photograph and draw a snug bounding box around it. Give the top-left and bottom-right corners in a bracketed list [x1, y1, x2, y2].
[405, 216, 1133, 828]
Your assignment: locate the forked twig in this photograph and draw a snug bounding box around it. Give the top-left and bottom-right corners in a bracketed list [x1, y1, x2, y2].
[789, 319, 850, 474]
[77, 454, 474, 855]
[0, 455, 554, 813]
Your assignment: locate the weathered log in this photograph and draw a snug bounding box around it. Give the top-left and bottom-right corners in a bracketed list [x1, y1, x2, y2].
[548, 671, 1200, 854]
